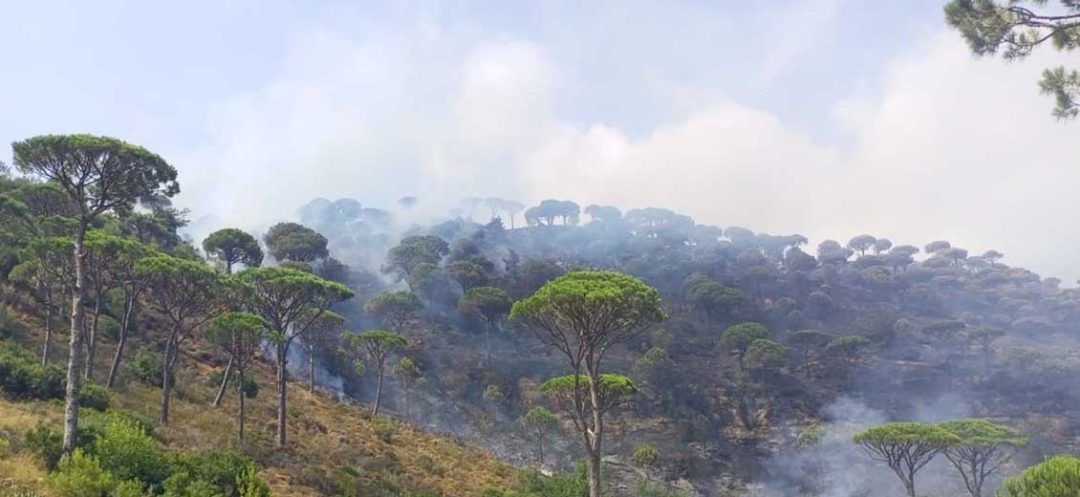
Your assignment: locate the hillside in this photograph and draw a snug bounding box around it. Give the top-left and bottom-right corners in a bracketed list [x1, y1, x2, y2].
[0, 299, 518, 497]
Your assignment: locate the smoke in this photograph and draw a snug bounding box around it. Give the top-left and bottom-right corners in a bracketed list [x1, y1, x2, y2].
[762, 395, 977, 497]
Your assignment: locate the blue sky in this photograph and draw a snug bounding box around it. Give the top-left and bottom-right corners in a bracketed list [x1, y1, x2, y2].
[3, 0, 1080, 281]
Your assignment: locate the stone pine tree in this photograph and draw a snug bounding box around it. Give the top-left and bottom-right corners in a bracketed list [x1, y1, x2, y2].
[945, 0, 1080, 118]
[520, 406, 559, 466]
[853, 422, 959, 497]
[996, 455, 1080, 497]
[458, 286, 512, 364]
[263, 222, 328, 263]
[9, 237, 72, 367]
[511, 270, 665, 497]
[205, 229, 263, 405]
[720, 322, 769, 371]
[938, 419, 1028, 497]
[237, 266, 353, 447]
[341, 331, 406, 416]
[393, 357, 422, 418]
[12, 134, 178, 453]
[205, 312, 270, 444]
[104, 237, 153, 389]
[136, 254, 223, 424]
[364, 291, 422, 332]
[203, 228, 263, 274]
[540, 373, 638, 476]
[298, 309, 346, 393]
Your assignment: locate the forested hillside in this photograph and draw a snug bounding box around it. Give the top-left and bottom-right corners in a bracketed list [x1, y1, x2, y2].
[1, 134, 1079, 497]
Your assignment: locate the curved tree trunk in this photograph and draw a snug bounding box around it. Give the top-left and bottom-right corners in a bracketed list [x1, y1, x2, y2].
[213, 357, 233, 407]
[106, 288, 136, 389]
[62, 226, 87, 455]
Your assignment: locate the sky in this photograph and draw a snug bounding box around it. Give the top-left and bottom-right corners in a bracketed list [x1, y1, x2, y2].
[2, 0, 1079, 281]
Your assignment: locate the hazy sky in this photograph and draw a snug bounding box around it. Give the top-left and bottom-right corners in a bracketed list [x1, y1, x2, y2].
[3, 1, 1079, 281]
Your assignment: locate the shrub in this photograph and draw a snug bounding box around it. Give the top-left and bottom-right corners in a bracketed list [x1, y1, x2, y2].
[0, 311, 23, 339]
[165, 451, 265, 497]
[632, 443, 658, 468]
[77, 383, 110, 411]
[0, 341, 64, 400]
[373, 420, 394, 444]
[236, 464, 270, 497]
[46, 449, 142, 497]
[23, 424, 63, 471]
[126, 349, 169, 387]
[92, 418, 170, 489]
[415, 454, 441, 475]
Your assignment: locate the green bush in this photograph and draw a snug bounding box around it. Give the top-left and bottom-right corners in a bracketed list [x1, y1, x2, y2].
[373, 420, 394, 444]
[23, 424, 63, 471]
[45, 449, 144, 497]
[0, 341, 64, 400]
[92, 417, 170, 489]
[632, 442, 658, 468]
[77, 383, 110, 411]
[236, 464, 270, 497]
[0, 311, 23, 339]
[126, 349, 169, 387]
[166, 449, 254, 494]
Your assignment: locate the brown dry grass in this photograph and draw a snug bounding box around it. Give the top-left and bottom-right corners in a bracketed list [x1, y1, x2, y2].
[0, 306, 518, 496]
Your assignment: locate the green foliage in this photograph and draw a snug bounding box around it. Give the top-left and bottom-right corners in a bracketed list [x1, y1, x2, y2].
[263, 222, 328, 263]
[631, 443, 658, 468]
[540, 374, 638, 413]
[12, 134, 179, 219]
[0, 340, 63, 400]
[826, 335, 871, 356]
[996, 455, 1080, 497]
[165, 451, 264, 497]
[939, 419, 1027, 447]
[23, 424, 63, 470]
[483, 467, 588, 497]
[364, 291, 423, 331]
[202, 228, 263, 273]
[944, 0, 1080, 118]
[383, 235, 449, 281]
[126, 349, 168, 388]
[854, 421, 959, 447]
[394, 357, 421, 384]
[684, 275, 744, 318]
[92, 417, 169, 489]
[372, 420, 394, 444]
[720, 322, 769, 368]
[521, 406, 558, 432]
[77, 384, 111, 412]
[46, 449, 143, 497]
[459, 286, 513, 325]
[483, 384, 505, 403]
[510, 270, 666, 330]
[746, 339, 789, 370]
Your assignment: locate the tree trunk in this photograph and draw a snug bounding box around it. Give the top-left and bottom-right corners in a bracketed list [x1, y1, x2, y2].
[161, 334, 175, 424]
[537, 429, 545, 466]
[275, 343, 288, 447]
[213, 357, 233, 407]
[41, 301, 52, 366]
[84, 296, 102, 381]
[308, 347, 315, 393]
[373, 368, 384, 416]
[238, 366, 246, 443]
[586, 373, 605, 497]
[106, 289, 136, 389]
[62, 226, 87, 455]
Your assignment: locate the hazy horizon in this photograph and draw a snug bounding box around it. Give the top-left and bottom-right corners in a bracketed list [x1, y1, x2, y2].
[3, 0, 1079, 282]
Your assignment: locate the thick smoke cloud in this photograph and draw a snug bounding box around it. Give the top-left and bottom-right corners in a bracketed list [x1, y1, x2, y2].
[174, 17, 1080, 282]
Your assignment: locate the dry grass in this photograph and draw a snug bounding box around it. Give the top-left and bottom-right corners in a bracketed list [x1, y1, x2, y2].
[0, 307, 519, 497]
